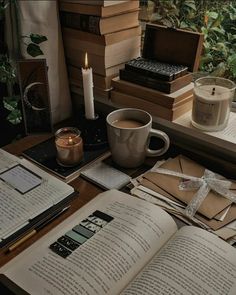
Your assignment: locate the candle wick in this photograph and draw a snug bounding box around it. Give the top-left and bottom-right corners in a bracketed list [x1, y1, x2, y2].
[211, 87, 215, 95]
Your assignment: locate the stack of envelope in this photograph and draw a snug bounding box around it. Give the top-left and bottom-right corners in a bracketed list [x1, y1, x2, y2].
[131, 155, 236, 243]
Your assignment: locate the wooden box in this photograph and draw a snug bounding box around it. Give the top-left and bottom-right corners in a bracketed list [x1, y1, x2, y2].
[143, 24, 204, 73]
[121, 24, 204, 93]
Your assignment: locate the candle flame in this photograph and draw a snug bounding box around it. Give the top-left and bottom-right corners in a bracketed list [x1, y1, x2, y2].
[68, 136, 74, 145]
[85, 52, 88, 69]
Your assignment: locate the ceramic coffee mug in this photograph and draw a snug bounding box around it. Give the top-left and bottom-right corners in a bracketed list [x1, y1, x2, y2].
[106, 108, 170, 168]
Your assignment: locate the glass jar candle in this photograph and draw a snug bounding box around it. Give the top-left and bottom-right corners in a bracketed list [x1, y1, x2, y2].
[55, 127, 83, 167]
[191, 77, 235, 131]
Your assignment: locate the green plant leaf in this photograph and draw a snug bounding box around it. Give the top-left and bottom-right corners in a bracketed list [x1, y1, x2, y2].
[0, 55, 16, 83]
[3, 96, 19, 111]
[228, 53, 236, 78]
[27, 43, 44, 57]
[7, 109, 22, 125]
[211, 62, 226, 77]
[207, 11, 218, 20]
[30, 34, 47, 44]
[211, 15, 223, 28]
[184, 1, 196, 11]
[211, 27, 225, 34]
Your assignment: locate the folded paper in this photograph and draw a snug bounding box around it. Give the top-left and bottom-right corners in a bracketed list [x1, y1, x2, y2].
[143, 155, 235, 219]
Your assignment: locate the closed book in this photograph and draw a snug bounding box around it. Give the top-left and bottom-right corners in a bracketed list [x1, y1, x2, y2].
[65, 39, 140, 75]
[68, 65, 118, 90]
[64, 35, 141, 57]
[61, 0, 129, 6]
[22, 138, 110, 183]
[68, 59, 125, 76]
[119, 69, 192, 94]
[62, 26, 141, 46]
[59, 0, 139, 17]
[60, 10, 139, 35]
[110, 90, 193, 121]
[111, 77, 194, 108]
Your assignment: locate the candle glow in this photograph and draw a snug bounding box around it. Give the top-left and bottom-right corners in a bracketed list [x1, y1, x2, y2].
[85, 52, 88, 69]
[68, 137, 74, 145]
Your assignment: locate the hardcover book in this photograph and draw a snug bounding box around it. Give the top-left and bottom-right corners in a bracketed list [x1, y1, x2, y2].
[111, 77, 194, 108]
[69, 65, 118, 90]
[62, 0, 129, 7]
[22, 138, 109, 183]
[111, 90, 193, 121]
[1, 190, 236, 294]
[66, 44, 140, 76]
[119, 69, 192, 94]
[64, 35, 141, 59]
[62, 26, 141, 46]
[59, 0, 139, 17]
[60, 10, 140, 35]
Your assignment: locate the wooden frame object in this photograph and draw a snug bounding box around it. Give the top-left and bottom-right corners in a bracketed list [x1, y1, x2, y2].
[17, 59, 53, 134]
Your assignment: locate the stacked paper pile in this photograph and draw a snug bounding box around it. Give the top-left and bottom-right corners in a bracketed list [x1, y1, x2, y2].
[131, 155, 236, 245]
[59, 0, 141, 100]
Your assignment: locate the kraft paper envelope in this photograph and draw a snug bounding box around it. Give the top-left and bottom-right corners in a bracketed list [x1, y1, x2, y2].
[139, 177, 236, 230]
[197, 204, 236, 230]
[143, 155, 233, 219]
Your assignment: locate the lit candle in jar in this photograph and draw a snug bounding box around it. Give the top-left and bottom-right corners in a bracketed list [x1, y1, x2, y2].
[55, 127, 83, 167]
[191, 77, 235, 131]
[82, 52, 95, 120]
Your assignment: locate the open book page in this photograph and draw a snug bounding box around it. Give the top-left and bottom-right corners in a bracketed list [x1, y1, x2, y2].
[122, 226, 236, 295]
[1, 190, 177, 295]
[0, 149, 19, 173]
[0, 155, 74, 240]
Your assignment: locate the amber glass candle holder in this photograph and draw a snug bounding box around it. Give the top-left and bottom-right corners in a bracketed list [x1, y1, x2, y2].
[55, 127, 83, 167]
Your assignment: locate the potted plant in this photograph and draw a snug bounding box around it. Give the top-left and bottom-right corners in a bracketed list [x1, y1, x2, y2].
[144, 0, 236, 81]
[0, 0, 47, 147]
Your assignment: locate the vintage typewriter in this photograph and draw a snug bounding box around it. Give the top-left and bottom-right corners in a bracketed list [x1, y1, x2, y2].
[125, 57, 188, 82]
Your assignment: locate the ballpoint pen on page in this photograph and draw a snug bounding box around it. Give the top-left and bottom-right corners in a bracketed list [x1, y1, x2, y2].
[8, 205, 71, 252]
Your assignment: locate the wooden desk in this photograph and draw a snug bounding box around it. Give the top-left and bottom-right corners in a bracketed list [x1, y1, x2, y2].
[1, 131, 235, 267]
[0, 134, 103, 267]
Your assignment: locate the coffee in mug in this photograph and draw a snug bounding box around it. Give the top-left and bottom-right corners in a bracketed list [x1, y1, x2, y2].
[106, 108, 170, 168]
[112, 119, 143, 128]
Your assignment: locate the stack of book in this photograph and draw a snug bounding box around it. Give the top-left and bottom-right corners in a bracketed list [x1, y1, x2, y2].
[59, 0, 141, 100]
[110, 23, 205, 121]
[111, 77, 194, 121]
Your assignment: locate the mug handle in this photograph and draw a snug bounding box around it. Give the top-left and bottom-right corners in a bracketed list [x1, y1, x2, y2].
[145, 128, 170, 157]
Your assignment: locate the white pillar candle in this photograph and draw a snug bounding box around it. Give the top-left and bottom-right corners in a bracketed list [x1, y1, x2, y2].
[191, 77, 235, 131]
[82, 53, 95, 120]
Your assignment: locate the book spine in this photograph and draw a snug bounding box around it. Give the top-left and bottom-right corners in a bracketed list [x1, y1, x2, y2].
[60, 12, 101, 35]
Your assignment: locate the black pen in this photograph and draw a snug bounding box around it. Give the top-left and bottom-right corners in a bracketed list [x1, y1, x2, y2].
[8, 205, 71, 252]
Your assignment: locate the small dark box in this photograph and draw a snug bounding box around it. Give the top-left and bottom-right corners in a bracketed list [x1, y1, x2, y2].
[121, 24, 204, 93]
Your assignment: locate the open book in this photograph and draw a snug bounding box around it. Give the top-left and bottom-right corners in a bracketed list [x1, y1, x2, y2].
[0, 149, 76, 251]
[1, 190, 236, 294]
